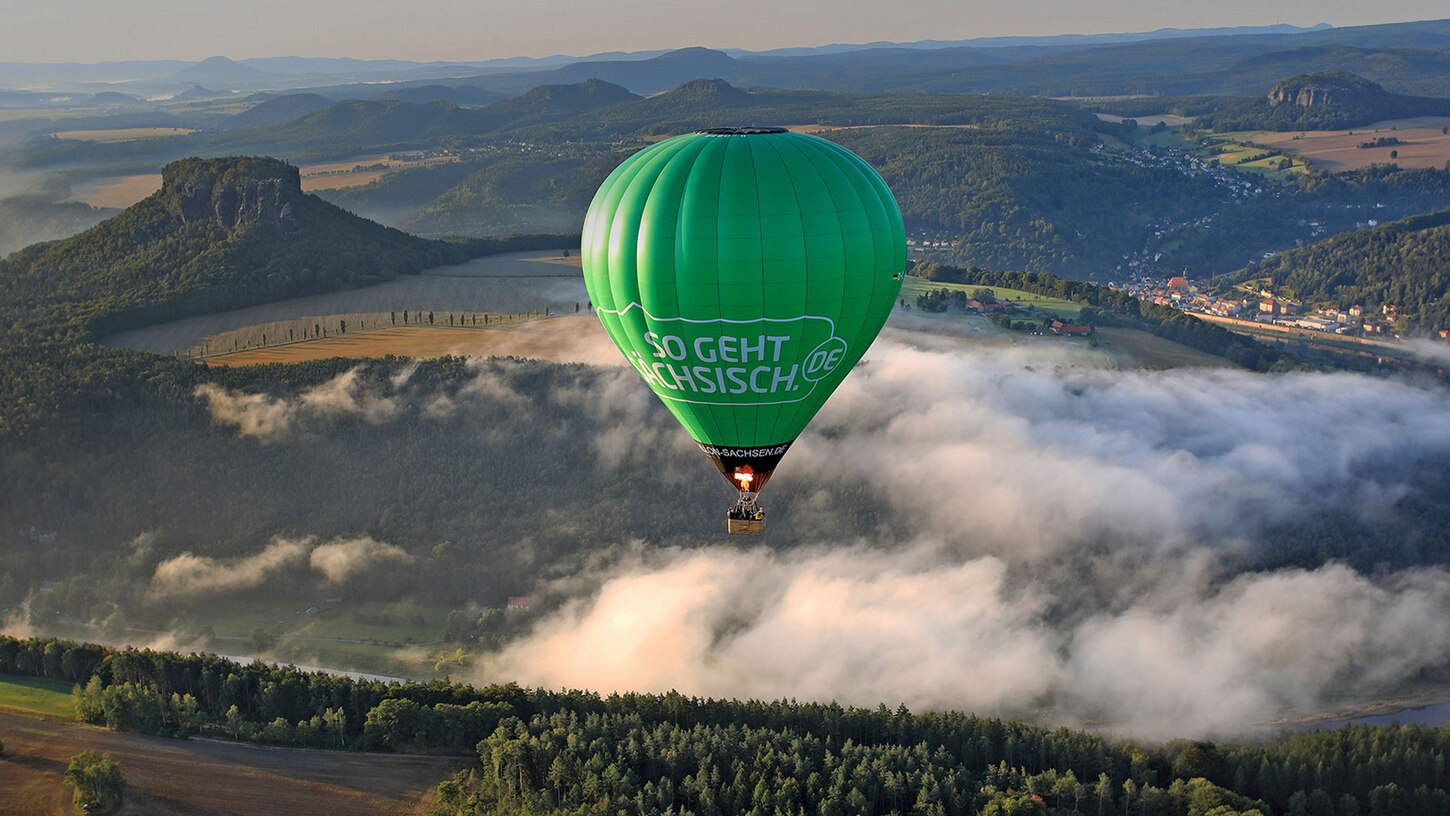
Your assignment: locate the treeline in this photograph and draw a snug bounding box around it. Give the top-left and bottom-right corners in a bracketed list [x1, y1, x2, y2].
[6, 635, 1450, 816]
[445, 712, 1450, 816]
[911, 263, 1299, 372]
[1246, 207, 1450, 332]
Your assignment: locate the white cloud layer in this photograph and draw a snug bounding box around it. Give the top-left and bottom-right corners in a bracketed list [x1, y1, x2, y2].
[480, 332, 1450, 738]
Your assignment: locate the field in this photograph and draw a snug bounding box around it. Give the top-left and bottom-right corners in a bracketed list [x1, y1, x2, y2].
[49, 127, 196, 143]
[901, 275, 1083, 318]
[300, 154, 461, 192]
[0, 675, 76, 720]
[66, 173, 163, 208]
[1138, 127, 1306, 179]
[1094, 112, 1192, 127]
[201, 317, 615, 367]
[1234, 116, 1450, 172]
[63, 154, 463, 207]
[104, 250, 590, 355]
[896, 277, 1233, 367]
[0, 709, 466, 816]
[1090, 326, 1232, 368]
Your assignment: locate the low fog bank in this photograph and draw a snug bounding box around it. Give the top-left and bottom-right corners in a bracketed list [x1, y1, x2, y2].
[470, 333, 1450, 738]
[14, 324, 1450, 740]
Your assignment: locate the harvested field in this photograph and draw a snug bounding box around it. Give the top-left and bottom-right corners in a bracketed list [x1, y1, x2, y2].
[1241, 116, 1450, 172]
[0, 709, 468, 816]
[66, 173, 162, 208]
[104, 250, 588, 355]
[50, 127, 195, 143]
[302, 170, 389, 191]
[201, 317, 617, 367]
[300, 154, 461, 192]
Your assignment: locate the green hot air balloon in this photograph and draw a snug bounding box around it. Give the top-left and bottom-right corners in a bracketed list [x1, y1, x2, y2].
[582, 127, 905, 533]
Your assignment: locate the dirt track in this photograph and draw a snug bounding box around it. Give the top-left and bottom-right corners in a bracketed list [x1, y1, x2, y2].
[0, 710, 468, 816]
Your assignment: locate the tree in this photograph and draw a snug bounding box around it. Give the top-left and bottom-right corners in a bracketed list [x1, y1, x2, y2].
[64, 750, 125, 813]
[1097, 773, 1114, 816]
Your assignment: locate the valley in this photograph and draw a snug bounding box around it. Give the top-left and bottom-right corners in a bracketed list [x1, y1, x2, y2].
[8, 15, 1450, 816]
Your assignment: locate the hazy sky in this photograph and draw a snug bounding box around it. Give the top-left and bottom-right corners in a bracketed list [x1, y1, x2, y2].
[6, 0, 1450, 64]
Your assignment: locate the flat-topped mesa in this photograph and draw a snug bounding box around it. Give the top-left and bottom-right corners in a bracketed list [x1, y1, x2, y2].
[161, 156, 302, 232]
[1267, 71, 1387, 110]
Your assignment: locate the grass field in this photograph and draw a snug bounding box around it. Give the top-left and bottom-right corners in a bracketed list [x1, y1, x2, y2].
[901, 275, 1083, 318]
[0, 675, 76, 719]
[0, 709, 465, 816]
[1138, 128, 1306, 179]
[50, 127, 196, 143]
[1091, 326, 1232, 369]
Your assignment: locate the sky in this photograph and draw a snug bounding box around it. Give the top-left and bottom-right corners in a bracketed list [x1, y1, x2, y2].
[4, 0, 1449, 64]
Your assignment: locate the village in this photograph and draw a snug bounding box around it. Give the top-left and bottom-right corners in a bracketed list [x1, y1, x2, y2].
[1113, 273, 1450, 340]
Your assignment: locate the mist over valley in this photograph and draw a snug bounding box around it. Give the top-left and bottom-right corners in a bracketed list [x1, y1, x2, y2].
[9, 13, 1450, 816]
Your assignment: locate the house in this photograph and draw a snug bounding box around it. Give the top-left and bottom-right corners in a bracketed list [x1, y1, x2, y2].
[1059, 325, 1094, 336]
[507, 596, 532, 611]
[1349, 304, 1364, 318]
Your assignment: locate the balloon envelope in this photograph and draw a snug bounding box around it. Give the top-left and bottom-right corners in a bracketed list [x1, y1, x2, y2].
[582, 127, 905, 492]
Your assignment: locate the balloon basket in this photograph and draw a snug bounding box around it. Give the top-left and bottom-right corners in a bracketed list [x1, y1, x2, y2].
[727, 517, 766, 535]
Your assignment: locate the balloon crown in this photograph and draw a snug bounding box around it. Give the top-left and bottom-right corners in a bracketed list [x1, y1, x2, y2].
[695, 127, 789, 136]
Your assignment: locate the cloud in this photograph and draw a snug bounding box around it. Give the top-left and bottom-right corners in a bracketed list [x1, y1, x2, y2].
[149, 538, 309, 599]
[484, 544, 1450, 740]
[309, 536, 411, 583]
[480, 329, 1450, 738]
[195, 367, 403, 442]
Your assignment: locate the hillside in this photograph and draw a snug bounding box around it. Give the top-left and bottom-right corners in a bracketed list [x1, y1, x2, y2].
[1195, 71, 1450, 130]
[0, 196, 116, 257]
[1248, 207, 1450, 331]
[221, 92, 334, 130]
[0, 156, 472, 340]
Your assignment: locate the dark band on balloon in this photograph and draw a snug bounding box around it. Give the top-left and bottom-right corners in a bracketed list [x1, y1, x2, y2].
[695, 127, 789, 136]
[696, 440, 794, 492]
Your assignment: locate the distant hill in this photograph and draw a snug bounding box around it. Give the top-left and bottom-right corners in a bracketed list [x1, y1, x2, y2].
[376, 85, 507, 106]
[0, 156, 470, 337]
[170, 84, 221, 102]
[0, 197, 116, 257]
[476, 47, 748, 95]
[169, 56, 272, 89]
[1195, 71, 1450, 130]
[1248, 207, 1450, 332]
[222, 93, 334, 130]
[472, 78, 640, 124]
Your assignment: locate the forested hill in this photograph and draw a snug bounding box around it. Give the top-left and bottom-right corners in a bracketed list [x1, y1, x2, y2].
[0, 156, 474, 340]
[1195, 71, 1450, 131]
[1248, 208, 1450, 332]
